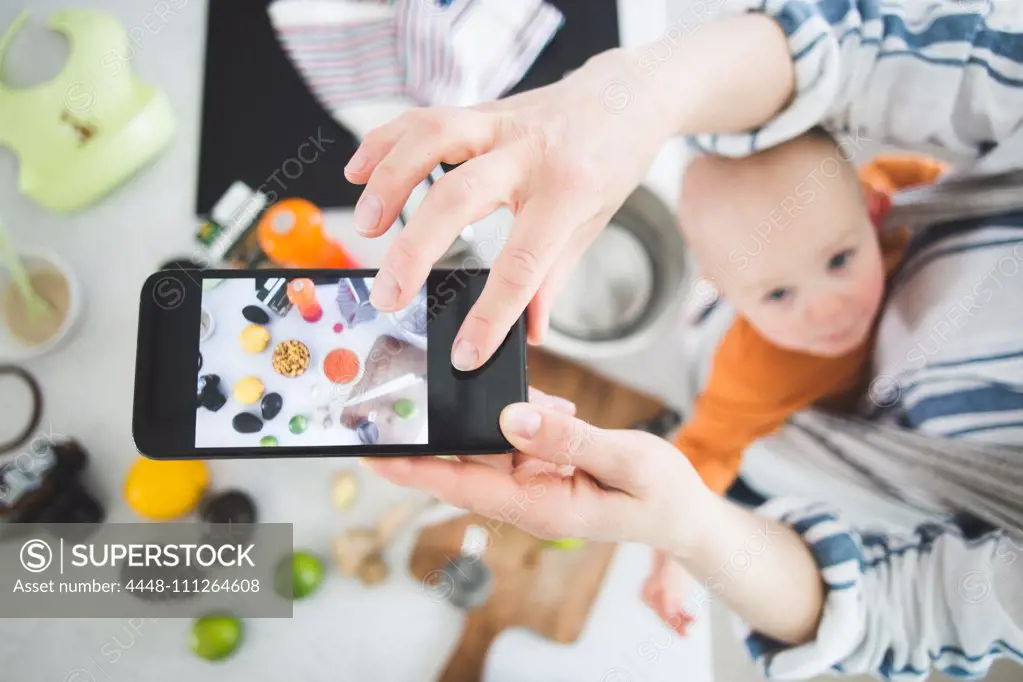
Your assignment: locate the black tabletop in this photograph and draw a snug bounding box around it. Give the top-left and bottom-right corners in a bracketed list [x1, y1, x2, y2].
[196, 0, 620, 216]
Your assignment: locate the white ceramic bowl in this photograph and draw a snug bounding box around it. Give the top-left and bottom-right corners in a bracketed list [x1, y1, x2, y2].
[0, 248, 83, 362]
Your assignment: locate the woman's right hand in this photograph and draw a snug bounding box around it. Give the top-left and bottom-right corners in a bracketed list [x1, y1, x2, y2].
[346, 14, 794, 372]
[344, 46, 682, 371]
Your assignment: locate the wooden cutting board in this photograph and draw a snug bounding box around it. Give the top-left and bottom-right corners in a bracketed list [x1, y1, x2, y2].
[409, 347, 670, 682]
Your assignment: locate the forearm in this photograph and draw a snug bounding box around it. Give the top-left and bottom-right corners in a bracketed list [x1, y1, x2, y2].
[670, 495, 825, 645]
[613, 14, 794, 139]
[644, 0, 1023, 158]
[709, 501, 1023, 679]
[656, 13, 794, 138]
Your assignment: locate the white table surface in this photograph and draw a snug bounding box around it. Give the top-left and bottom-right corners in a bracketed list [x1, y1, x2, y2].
[0, 1, 710, 681]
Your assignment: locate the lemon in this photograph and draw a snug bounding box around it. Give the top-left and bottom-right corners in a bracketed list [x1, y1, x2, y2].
[124, 457, 209, 521]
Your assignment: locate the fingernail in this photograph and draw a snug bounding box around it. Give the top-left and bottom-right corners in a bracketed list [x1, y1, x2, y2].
[504, 404, 542, 439]
[370, 271, 400, 309]
[345, 153, 367, 175]
[451, 339, 479, 371]
[354, 193, 382, 234]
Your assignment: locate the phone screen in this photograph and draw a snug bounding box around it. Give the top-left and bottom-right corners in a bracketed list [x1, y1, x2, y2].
[196, 274, 430, 449]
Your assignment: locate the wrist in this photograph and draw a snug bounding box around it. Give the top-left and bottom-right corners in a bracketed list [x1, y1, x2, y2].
[658, 483, 723, 563]
[582, 45, 688, 142]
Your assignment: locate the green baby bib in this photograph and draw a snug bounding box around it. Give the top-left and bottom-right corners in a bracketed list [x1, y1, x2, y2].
[0, 9, 176, 213]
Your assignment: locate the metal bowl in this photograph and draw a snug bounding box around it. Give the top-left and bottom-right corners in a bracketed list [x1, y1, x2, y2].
[544, 185, 686, 359]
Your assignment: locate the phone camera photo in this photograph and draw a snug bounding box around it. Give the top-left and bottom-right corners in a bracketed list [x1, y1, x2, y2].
[195, 275, 429, 449]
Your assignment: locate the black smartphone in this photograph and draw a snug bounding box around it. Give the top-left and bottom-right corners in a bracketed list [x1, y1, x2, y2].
[132, 268, 527, 459]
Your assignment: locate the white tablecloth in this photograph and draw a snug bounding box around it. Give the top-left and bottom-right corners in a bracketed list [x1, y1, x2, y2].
[0, 1, 711, 680]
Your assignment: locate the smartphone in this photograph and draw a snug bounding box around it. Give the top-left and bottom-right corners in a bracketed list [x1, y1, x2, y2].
[132, 268, 527, 459]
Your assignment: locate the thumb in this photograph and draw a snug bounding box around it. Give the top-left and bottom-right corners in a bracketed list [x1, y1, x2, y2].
[499, 403, 642, 493]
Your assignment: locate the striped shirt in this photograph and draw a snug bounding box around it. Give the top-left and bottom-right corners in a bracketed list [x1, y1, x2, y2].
[682, 0, 1023, 678]
[268, 0, 564, 109]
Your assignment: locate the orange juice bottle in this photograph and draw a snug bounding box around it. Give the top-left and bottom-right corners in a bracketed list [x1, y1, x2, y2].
[286, 278, 323, 322]
[257, 198, 359, 268]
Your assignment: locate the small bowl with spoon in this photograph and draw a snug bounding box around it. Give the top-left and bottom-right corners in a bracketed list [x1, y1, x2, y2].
[0, 222, 82, 361]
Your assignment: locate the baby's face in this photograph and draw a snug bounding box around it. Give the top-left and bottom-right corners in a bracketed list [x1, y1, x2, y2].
[719, 209, 885, 357]
[684, 145, 886, 357]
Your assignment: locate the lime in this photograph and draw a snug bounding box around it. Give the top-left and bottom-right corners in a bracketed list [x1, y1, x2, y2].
[393, 398, 417, 419]
[289, 415, 309, 435]
[546, 538, 587, 550]
[190, 614, 243, 661]
[275, 551, 324, 599]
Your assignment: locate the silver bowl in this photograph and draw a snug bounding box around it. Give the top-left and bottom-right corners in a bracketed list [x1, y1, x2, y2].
[544, 184, 687, 359]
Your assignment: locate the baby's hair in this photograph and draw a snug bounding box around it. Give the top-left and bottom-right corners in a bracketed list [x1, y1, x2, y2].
[678, 127, 867, 242]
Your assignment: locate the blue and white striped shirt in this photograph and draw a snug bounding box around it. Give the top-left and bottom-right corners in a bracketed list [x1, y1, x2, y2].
[687, 0, 1023, 678]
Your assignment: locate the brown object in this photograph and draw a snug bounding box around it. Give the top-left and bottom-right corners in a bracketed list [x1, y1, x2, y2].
[409, 347, 669, 682]
[356, 551, 389, 586]
[339, 335, 427, 444]
[526, 348, 668, 428]
[334, 528, 379, 577]
[335, 498, 433, 583]
[271, 340, 311, 377]
[1, 269, 69, 346]
[0, 365, 43, 455]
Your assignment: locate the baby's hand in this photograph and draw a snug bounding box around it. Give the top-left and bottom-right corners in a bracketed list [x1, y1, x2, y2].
[641, 549, 697, 637]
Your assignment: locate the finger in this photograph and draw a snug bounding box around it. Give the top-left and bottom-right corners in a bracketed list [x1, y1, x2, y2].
[458, 453, 513, 472]
[452, 195, 587, 371]
[454, 388, 576, 471]
[343, 107, 491, 185]
[344, 117, 408, 185]
[669, 609, 696, 638]
[349, 109, 498, 238]
[369, 147, 526, 312]
[525, 221, 603, 345]
[528, 386, 577, 415]
[363, 455, 556, 521]
[499, 404, 642, 492]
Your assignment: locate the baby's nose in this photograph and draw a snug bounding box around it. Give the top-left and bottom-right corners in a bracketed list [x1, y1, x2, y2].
[806, 294, 851, 326]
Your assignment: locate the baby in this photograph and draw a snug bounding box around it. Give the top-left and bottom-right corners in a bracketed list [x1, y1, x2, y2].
[641, 130, 947, 632]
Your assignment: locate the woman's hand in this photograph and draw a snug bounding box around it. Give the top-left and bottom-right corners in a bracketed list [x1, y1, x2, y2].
[344, 47, 680, 371]
[345, 15, 794, 372]
[365, 386, 826, 646]
[362, 388, 716, 556]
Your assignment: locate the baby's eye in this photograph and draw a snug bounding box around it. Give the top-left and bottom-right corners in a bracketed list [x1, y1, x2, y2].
[829, 249, 855, 271]
[764, 287, 790, 303]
